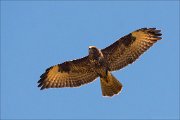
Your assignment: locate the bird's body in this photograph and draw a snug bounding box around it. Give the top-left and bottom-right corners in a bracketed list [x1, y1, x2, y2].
[38, 28, 162, 97]
[88, 46, 107, 78]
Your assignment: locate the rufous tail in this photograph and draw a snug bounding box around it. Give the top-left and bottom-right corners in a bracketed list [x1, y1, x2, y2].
[100, 72, 123, 97]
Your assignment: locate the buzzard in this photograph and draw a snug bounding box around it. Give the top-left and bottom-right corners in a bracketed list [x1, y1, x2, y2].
[38, 28, 162, 97]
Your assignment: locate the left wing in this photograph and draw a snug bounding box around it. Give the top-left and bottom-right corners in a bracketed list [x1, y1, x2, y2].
[38, 56, 98, 90]
[102, 28, 162, 71]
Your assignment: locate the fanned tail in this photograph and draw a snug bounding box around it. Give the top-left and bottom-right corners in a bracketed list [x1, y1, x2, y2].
[100, 72, 123, 97]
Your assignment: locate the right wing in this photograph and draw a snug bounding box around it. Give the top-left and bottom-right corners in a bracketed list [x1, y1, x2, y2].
[102, 28, 162, 71]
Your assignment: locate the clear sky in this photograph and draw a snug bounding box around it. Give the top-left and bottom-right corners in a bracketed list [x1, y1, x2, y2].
[1, 1, 179, 119]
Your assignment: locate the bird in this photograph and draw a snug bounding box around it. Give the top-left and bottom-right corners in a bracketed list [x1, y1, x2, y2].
[37, 28, 162, 97]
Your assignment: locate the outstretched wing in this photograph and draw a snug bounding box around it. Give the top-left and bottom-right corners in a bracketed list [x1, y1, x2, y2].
[102, 28, 162, 71]
[38, 56, 98, 90]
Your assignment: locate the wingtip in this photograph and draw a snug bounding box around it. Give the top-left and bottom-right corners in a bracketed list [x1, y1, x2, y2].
[40, 87, 45, 90]
[37, 79, 41, 83]
[38, 83, 46, 90]
[37, 83, 42, 87]
[146, 28, 162, 40]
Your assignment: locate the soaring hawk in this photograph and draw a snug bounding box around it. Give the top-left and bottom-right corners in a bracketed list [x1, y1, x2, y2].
[38, 28, 162, 97]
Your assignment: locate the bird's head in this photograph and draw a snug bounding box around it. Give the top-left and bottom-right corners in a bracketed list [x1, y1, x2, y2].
[89, 46, 98, 54]
[88, 46, 103, 59]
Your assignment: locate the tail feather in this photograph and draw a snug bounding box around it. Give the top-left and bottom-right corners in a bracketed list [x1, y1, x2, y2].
[100, 72, 123, 97]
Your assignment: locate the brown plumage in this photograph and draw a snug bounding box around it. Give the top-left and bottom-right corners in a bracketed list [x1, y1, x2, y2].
[38, 28, 162, 97]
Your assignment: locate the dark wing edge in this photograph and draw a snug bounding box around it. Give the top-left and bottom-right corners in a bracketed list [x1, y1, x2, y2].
[38, 56, 98, 90]
[102, 28, 162, 71]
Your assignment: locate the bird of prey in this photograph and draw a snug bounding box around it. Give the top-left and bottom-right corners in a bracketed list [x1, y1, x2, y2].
[38, 28, 162, 97]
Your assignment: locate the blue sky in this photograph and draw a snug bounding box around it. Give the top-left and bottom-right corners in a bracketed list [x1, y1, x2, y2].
[1, 1, 179, 119]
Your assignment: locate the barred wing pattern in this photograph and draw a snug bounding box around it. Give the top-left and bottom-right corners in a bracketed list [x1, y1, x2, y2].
[38, 56, 98, 90]
[102, 28, 162, 71]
